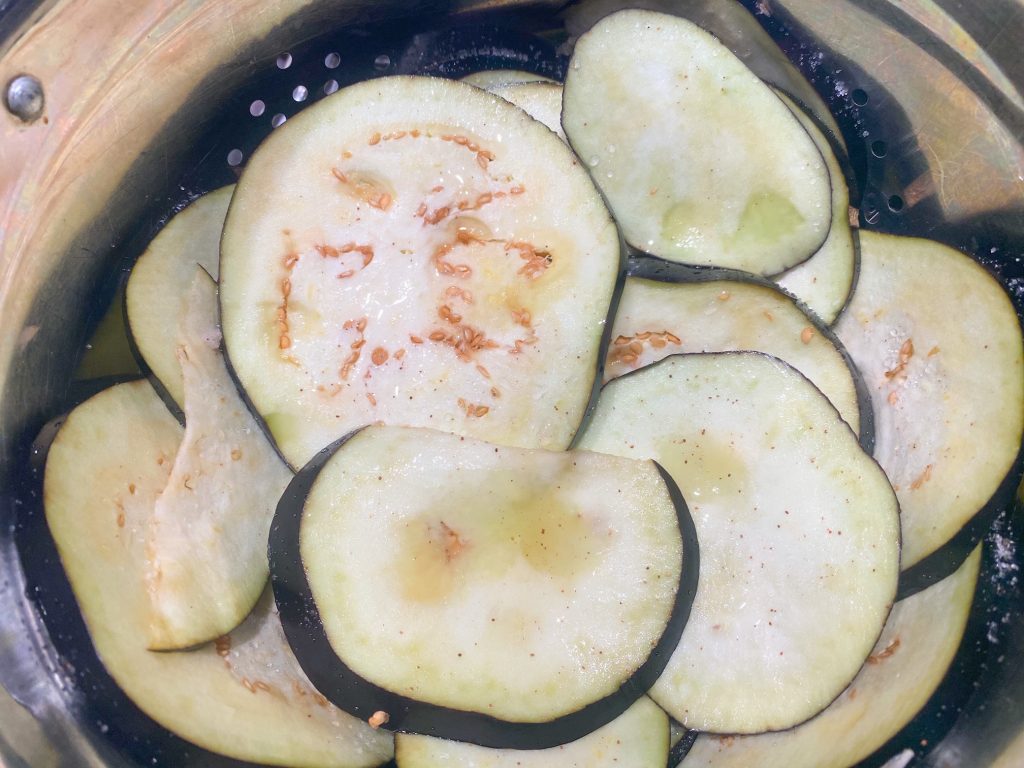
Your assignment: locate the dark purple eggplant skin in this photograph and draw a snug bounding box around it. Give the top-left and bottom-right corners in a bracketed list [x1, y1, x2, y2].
[268, 429, 700, 751]
[897, 442, 1024, 600]
[613, 254, 875, 456]
[667, 727, 697, 767]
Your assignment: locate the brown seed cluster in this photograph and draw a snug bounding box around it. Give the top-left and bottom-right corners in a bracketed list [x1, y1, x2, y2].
[315, 242, 375, 279]
[429, 323, 500, 363]
[506, 241, 552, 280]
[608, 330, 682, 367]
[331, 168, 393, 211]
[339, 317, 368, 381]
[277, 251, 299, 351]
[458, 398, 491, 418]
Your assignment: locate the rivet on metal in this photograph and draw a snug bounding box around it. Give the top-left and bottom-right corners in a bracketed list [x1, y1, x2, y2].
[5, 74, 45, 123]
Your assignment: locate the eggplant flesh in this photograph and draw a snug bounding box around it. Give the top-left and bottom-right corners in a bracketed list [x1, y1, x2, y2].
[219, 76, 621, 469]
[771, 90, 856, 326]
[835, 232, 1024, 577]
[604, 275, 865, 443]
[490, 81, 566, 139]
[682, 547, 981, 768]
[144, 270, 292, 650]
[270, 424, 699, 749]
[577, 352, 900, 734]
[562, 10, 832, 275]
[395, 695, 668, 767]
[125, 185, 232, 410]
[42, 382, 393, 768]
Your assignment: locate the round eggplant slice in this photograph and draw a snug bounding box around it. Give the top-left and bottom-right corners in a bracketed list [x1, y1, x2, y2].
[270, 425, 698, 749]
[577, 352, 900, 734]
[682, 546, 980, 768]
[43, 382, 393, 767]
[144, 270, 293, 650]
[490, 81, 565, 140]
[771, 90, 856, 325]
[561, 0, 847, 165]
[562, 10, 831, 275]
[394, 695, 668, 767]
[125, 185, 232, 410]
[603, 275, 866, 445]
[220, 76, 620, 469]
[835, 232, 1024, 581]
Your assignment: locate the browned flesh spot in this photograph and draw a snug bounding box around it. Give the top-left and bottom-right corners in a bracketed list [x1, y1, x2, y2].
[439, 521, 466, 562]
[867, 637, 901, 664]
[909, 464, 933, 490]
[885, 338, 915, 381]
[215, 635, 232, 657]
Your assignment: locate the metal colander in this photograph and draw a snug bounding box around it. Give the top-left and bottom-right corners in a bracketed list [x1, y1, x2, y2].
[1, 1, 1022, 766]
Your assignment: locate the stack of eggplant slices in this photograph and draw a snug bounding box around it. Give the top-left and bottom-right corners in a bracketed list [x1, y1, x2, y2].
[42, 7, 1024, 768]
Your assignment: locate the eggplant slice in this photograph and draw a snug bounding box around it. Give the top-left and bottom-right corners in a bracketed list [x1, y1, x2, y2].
[562, 10, 831, 275]
[270, 425, 698, 749]
[144, 270, 292, 650]
[603, 274, 866, 444]
[771, 90, 856, 326]
[577, 352, 900, 734]
[561, 0, 847, 164]
[43, 381, 393, 767]
[682, 546, 981, 768]
[394, 695, 669, 767]
[125, 185, 232, 409]
[490, 81, 566, 139]
[835, 232, 1024, 580]
[461, 69, 556, 89]
[220, 76, 621, 469]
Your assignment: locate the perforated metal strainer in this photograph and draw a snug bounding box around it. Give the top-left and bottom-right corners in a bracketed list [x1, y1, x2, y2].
[0, 1, 1022, 766]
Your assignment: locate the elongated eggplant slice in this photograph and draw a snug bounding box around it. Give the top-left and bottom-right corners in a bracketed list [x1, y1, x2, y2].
[395, 695, 668, 767]
[125, 186, 232, 410]
[461, 69, 556, 89]
[144, 269, 292, 650]
[270, 425, 698, 749]
[682, 546, 980, 768]
[577, 353, 900, 734]
[771, 90, 856, 325]
[562, 10, 831, 275]
[604, 273, 866, 444]
[835, 232, 1024, 585]
[220, 76, 620, 469]
[43, 382, 393, 767]
[490, 82, 565, 139]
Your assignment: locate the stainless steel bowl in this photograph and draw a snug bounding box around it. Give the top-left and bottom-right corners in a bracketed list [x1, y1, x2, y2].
[1, 1, 1022, 765]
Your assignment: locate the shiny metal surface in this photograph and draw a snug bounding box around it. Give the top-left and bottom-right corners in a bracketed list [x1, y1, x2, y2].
[0, 0, 1021, 766]
[3, 73, 42, 122]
